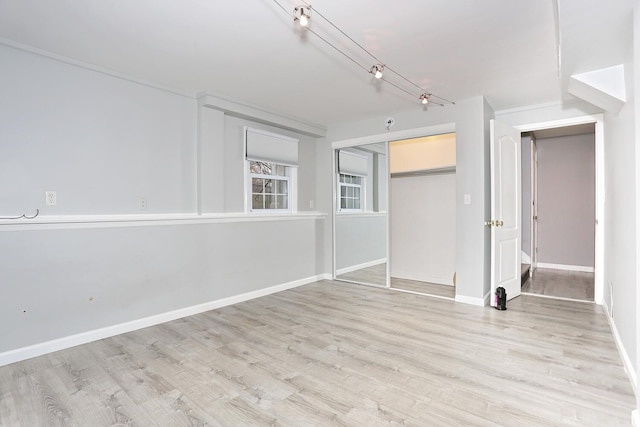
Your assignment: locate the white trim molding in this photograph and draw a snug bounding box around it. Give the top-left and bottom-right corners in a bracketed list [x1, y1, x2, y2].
[0, 212, 326, 231]
[632, 410, 639, 427]
[0, 274, 327, 367]
[336, 258, 386, 276]
[455, 293, 488, 307]
[603, 303, 638, 396]
[537, 262, 594, 273]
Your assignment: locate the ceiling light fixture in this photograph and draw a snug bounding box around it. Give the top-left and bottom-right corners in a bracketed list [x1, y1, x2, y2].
[293, 5, 311, 27]
[370, 64, 384, 79]
[272, 0, 454, 108]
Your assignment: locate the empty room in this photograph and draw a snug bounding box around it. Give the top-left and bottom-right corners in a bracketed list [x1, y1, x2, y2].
[1, 1, 639, 425]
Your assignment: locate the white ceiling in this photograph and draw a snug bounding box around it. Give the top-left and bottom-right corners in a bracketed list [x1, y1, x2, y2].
[0, 0, 634, 127]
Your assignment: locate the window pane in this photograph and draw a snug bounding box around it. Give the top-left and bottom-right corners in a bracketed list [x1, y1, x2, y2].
[264, 179, 273, 193]
[354, 199, 360, 209]
[274, 164, 287, 176]
[276, 180, 288, 195]
[252, 178, 264, 194]
[265, 195, 274, 209]
[347, 199, 354, 209]
[276, 195, 288, 209]
[347, 187, 354, 197]
[252, 195, 264, 210]
[354, 187, 360, 198]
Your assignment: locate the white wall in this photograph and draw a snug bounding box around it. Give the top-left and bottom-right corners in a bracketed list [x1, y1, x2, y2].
[391, 173, 456, 285]
[603, 56, 637, 384]
[536, 133, 595, 268]
[521, 135, 532, 258]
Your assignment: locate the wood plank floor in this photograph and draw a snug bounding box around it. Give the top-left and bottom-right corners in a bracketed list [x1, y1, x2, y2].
[391, 278, 455, 299]
[0, 280, 634, 426]
[522, 268, 595, 301]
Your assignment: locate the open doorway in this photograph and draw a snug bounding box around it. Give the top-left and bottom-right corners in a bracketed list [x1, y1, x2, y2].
[520, 123, 596, 302]
[388, 133, 456, 300]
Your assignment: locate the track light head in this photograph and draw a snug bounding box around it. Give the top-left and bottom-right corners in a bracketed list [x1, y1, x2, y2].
[420, 93, 431, 105]
[370, 64, 384, 79]
[293, 6, 311, 27]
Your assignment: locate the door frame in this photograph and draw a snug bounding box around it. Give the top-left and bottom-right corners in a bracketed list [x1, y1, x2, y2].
[515, 114, 604, 305]
[331, 123, 456, 291]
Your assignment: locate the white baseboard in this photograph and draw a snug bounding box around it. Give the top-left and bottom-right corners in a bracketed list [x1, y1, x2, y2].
[390, 271, 454, 286]
[537, 262, 594, 273]
[633, 410, 639, 427]
[603, 302, 637, 395]
[336, 258, 386, 276]
[318, 272, 333, 281]
[455, 293, 487, 307]
[521, 251, 531, 264]
[0, 274, 325, 367]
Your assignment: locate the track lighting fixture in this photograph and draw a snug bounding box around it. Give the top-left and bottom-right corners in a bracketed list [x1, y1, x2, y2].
[293, 5, 311, 27]
[273, 0, 454, 108]
[370, 64, 384, 79]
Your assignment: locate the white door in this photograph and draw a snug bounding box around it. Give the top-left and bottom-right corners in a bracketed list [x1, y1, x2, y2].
[531, 140, 538, 275]
[490, 119, 521, 305]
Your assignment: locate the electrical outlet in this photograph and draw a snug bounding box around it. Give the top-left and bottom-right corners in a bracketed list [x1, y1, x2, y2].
[139, 197, 147, 210]
[45, 191, 57, 206]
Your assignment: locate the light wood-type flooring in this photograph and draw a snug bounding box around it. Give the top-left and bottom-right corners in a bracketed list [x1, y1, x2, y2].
[337, 264, 455, 300]
[522, 268, 595, 301]
[390, 277, 455, 299]
[0, 280, 634, 426]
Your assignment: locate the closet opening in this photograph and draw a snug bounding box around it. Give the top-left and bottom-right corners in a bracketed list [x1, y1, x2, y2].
[389, 133, 456, 300]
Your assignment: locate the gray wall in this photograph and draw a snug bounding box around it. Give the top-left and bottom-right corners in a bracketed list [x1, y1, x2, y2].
[521, 135, 532, 258]
[537, 133, 595, 267]
[455, 97, 494, 302]
[497, 96, 637, 406]
[0, 43, 324, 357]
[391, 173, 456, 285]
[335, 214, 387, 271]
[0, 220, 322, 353]
[0, 44, 197, 216]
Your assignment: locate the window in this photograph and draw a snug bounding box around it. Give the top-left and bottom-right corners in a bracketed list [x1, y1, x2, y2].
[249, 161, 290, 211]
[244, 127, 299, 212]
[339, 173, 363, 211]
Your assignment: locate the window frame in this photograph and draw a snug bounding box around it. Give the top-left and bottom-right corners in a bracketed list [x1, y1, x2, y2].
[337, 173, 364, 212]
[246, 161, 295, 213]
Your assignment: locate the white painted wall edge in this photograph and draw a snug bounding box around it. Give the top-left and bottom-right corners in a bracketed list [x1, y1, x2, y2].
[198, 93, 326, 138]
[336, 258, 386, 276]
[391, 272, 454, 286]
[455, 293, 488, 307]
[537, 262, 594, 273]
[335, 212, 387, 219]
[0, 37, 194, 99]
[0, 212, 327, 231]
[0, 273, 331, 367]
[632, 409, 639, 427]
[390, 287, 454, 301]
[603, 303, 638, 396]
[331, 123, 456, 149]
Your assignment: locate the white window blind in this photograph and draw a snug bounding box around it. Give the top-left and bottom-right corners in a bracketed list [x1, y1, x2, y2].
[245, 127, 299, 167]
[338, 150, 368, 176]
